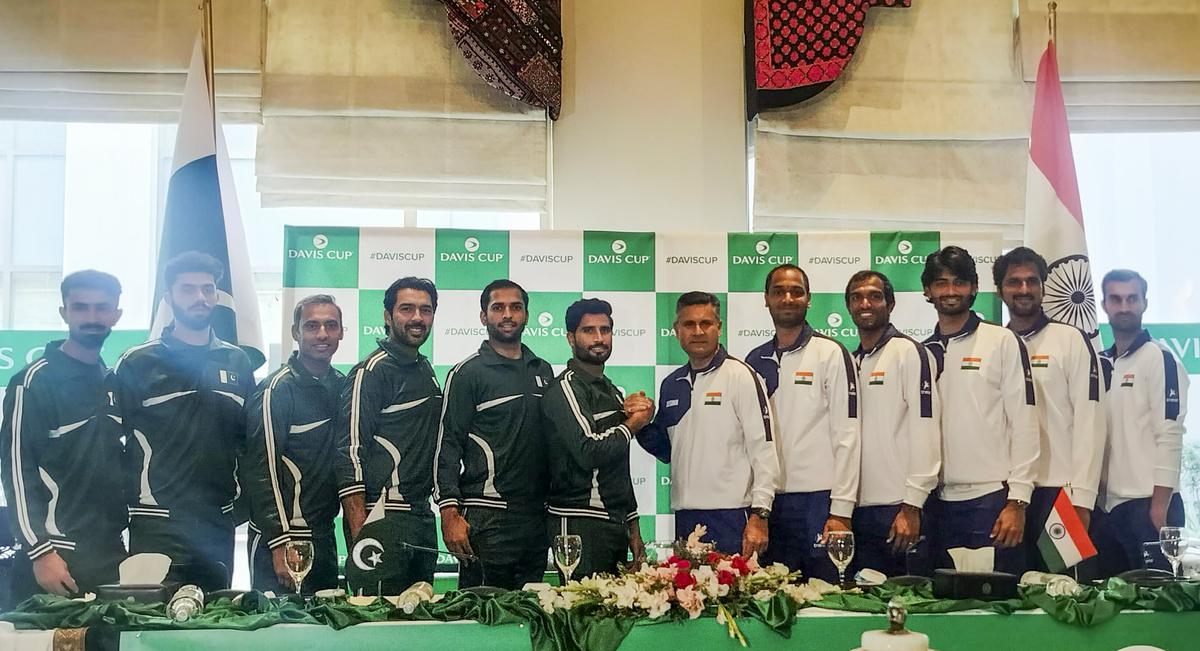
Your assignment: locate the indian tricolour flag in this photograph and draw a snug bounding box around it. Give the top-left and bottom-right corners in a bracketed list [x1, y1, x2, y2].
[1037, 488, 1097, 573]
[1024, 40, 1098, 340]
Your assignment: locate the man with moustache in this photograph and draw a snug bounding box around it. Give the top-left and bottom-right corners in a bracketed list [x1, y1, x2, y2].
[993, 248, 1105, 572]
[844, 270, 940, 578]
[921, 246, 1038, 574]
[1, 271, 127, 606]
[638, 292, 778, 557]
[337, 277, 444, 592]
[435, 279, 555, 589]
[241, 295, 346, 594]
[744, 265, 859, 581]
[113, 252, 255, 589]
[1092, 269, 1188, 576]
[541, 299, 654, 578]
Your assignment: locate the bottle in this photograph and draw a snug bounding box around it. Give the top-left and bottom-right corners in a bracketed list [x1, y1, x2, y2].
[394, 581, 434, 614]
[167, 584, 205, 622]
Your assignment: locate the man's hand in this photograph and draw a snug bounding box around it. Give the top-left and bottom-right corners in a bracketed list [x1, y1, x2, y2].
[1073, 506, 1091, 531]
[1149, 486, 1172, 530]
[440, 506, 474, 558]
[624, 403, 653, 432]
[821, 515, 852, 542]
[888, 505, 921, 554]
[990, 502, 1026, 548]
[742, 514, 769, 558]
[271, 546, 296, 591]
[341, 493, 367, 543]
[33, 551, 78, 596]
[628, 520, 647, 569]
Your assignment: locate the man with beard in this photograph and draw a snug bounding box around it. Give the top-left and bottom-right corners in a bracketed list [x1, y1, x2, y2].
[1092, 269, 1188, 576]
[241, 295, 346, 594]
[744, 265, 859, 581]
[638, 292, 778, 557]
[337, 277, 444, 592]
[435, 279, 555, 589]
[921, 246, 1038, 574]
[114, 252, 255, 589]
[993, 248, 1104, 572]
[541, 299, 653, 578]
[1, 271, 127, 606]
[844, 271, 940, 578]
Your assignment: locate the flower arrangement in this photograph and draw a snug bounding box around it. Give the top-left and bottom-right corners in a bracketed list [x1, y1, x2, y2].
[533, 525, 842, 646]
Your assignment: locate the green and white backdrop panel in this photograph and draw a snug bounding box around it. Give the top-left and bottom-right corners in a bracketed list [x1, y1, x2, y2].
[282, 226, 1007, 548]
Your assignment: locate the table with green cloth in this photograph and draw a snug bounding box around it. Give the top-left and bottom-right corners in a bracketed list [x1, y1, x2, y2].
[2, 579, 1198, 651]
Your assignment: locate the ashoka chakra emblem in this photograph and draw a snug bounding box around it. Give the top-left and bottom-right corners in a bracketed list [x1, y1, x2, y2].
[1043, 254, 1097, 338]
[1049, 523, 1067, 540]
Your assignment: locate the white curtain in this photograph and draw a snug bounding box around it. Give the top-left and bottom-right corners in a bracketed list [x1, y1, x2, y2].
[0, 0, 262, 123]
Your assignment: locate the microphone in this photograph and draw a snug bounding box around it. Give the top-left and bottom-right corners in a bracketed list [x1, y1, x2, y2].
[400, 541, 479, 563]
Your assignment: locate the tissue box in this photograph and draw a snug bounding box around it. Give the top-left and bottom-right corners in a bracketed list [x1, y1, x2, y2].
[932, 569, 1018, 601]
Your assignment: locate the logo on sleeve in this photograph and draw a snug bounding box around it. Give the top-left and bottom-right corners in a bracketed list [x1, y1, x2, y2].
[868, 371, 885, 386]
[1121, 373, 1135, 388]
[704, 392, 722, 406]
[793, 371, 814, 386]
[1031, 355, 1050, 369]
[218, 369, 240, 384]
[960, 357, 982, 371]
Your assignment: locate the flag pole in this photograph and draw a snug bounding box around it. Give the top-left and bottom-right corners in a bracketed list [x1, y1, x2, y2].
[200, 0, 216, 140]
[1047, 2, 1058, 44]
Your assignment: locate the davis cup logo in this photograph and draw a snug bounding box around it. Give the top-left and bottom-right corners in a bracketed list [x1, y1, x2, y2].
[755, 240, 770, 255]
[612, 239, 627, 254]
[898, 240, 913, 255]
[313, 233, 329, 250]
[464, 237, 480, 252]
[827, 313, 843, 328]
[538, 312, 554, 327]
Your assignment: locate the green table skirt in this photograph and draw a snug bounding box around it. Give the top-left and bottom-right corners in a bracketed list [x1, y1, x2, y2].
[120, 609, 1197, 651]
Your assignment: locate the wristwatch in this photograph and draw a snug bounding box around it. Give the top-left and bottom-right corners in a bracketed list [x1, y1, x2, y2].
[1008, 498, 1029, 509]
[750, 507, 771, 520]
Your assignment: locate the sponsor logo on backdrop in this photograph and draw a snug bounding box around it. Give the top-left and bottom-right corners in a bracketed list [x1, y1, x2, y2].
[369, 251, 425, 261]
[584, 232, 655, 291]
[284, 226, 359, 288]
[807, 255, 863, 265]
[439, 241, 503, 263]
[869, 231, 940, 292]
[587, 239, 649, 265]
[613, 328, 647, 337]
[737, 328, 775, 338]
[288, 233, 354, 260]
[873, 239, 928, 266]
[665, 256, 719, 265]
[520, 254, 574, 263]
[731, 239, 793, 266]
[313, 234, 329, 250]
[728, 233, 799, 292]
[756, 240, 770, 255]
[446, 327, 487, 336]
[827, 313, 843, 328]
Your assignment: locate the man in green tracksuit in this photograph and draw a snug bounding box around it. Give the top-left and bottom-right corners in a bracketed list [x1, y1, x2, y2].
[435, 279, 555, 589]
[338, 277, 444, 593]
[541, 299, 654, 579]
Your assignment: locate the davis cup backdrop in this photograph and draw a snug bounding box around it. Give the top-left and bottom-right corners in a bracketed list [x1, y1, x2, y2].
[283, 227, 1004, 544]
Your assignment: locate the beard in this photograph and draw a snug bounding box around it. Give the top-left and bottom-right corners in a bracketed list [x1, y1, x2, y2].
[392, 320, 431, 348]
[573, 342, 611, 365]
[71, 326, 111, 350]
[170, 300, 212, 331]
[932, 294, 973, 316]
[1006, 295, 1041, 318]
[486, 319, 525, 344]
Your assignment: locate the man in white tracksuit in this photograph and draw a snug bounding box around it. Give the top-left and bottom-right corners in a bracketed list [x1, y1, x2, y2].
[921, 246, 1040, 575]
[1093, 269, 1188, 577]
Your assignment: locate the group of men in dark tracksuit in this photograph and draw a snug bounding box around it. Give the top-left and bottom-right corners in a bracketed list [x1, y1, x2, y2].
[2, 243, 1188, 606]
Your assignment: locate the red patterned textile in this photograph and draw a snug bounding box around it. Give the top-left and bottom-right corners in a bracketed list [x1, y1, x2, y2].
[442, 0, 562, 119]
[746, 0, 911, 118]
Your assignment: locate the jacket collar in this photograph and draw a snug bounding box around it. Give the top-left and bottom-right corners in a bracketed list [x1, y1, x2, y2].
[161, 324, 223, 352]
[378, 338, 422, 364]
[853, 324, 901, 359]
[1008, 311, 1052, 339]
[43, 340, 107, 376]
[567, 358, 608, 385]
[1102, 328, 1153, 360]
[931, 312, 982, 345]
[680, 345, 729, 382]
[478, 340, 539, 366]
[286, 351, 341, 386]
[758, 323, 815, 361]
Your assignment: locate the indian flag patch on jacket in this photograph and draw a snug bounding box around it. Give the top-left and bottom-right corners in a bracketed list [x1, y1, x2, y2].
[704, 392, 722, 406]
[793, 371, 814, 385]
[960, 357, 982, 371]
[1031, 355, 1050, 368]
[1121, 373, 1135, 388]
[1037, 488, 1097, 573]
[868, 371, 885, 386]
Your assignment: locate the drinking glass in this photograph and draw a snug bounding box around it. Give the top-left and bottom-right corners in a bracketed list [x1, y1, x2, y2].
[825, 531, 856, 589]
[1159, 527, 1188, 580]
[553, 534, 583, 583]
[284, 539, 314, 596]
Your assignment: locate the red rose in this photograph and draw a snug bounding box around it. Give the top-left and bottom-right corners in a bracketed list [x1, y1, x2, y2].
[706, 551, 722, 564]
[670, 558, 691, 570]
[730, 555, 750, 576]
[674, 570, 697, 589]
[717, 570, 736, 586]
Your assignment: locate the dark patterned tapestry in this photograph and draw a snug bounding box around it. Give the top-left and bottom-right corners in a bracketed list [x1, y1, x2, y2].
[441, 0, 562, 119]
[746, 0, 911, 119]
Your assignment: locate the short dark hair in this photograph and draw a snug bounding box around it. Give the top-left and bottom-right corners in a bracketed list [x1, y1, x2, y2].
[844, 270, 895, 306]
[992, 246, 1048, 288]
[292, 294, 342, 329]
[565, 298, 614, 333]
[764, 263, 810, 293]
[921, 245, 978, 288]
[384, 277, 439, 313]
[480, 279, 529, 311]
[163, 251, 224, 290]
[1101, 269, 1149, 299]
[60, 269, 121, 304]
[675, 291, 721, 317]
